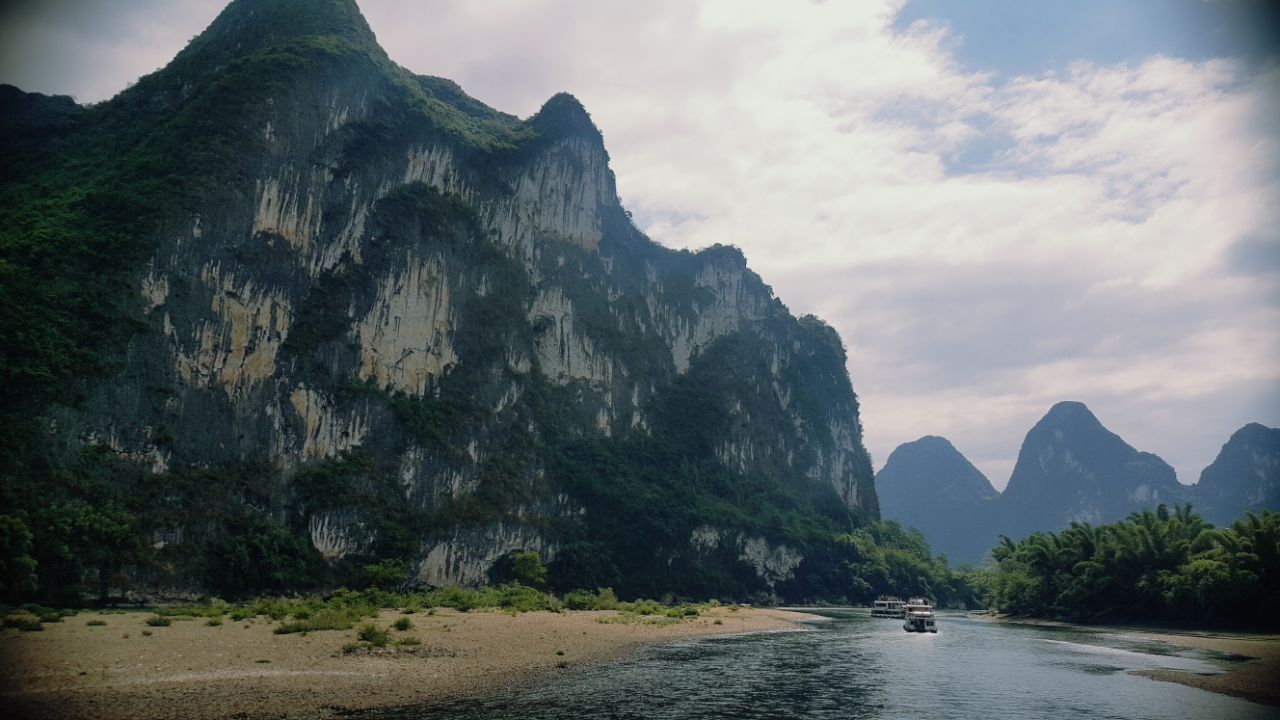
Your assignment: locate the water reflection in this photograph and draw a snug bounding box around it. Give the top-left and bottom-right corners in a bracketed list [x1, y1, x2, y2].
[366, 611, 1272, 720]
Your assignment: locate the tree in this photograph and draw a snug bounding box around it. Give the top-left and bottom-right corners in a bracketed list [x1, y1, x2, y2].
[359, 558, 407, 591]
[0, 514, 38, 602]
[510, 551, 548, 587]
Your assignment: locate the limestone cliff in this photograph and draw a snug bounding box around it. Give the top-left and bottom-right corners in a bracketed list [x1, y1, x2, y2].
[3, 0, 876, 601]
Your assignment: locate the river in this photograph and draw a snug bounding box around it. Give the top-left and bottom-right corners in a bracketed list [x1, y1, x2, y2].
[365, 610, 1274, 719]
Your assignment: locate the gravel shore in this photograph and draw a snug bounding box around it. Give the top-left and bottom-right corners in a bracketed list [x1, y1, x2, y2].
[0, 607, 817, 719]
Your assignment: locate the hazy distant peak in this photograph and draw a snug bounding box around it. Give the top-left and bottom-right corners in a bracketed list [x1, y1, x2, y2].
[910, 435, 958, 450]
[878, 435, 997, 500]
[1196, 422, 1280, 489]
[875, 435, 997, 564]
[1037, 400, 1100, 428]
[1229, 422, 1279, 443]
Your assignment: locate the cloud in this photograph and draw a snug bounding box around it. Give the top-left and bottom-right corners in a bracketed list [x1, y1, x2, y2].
[0, 0, 224, 102]
[2, 0, 1276, 489]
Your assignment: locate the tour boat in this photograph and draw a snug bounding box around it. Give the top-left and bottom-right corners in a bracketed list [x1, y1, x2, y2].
[902, 597, 937, 633]
[870, 596, 905, 618]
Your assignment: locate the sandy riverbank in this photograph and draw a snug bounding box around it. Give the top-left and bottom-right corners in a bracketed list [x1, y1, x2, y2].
[1124, 629, 1280, 707]
[0, 606, 817, 719]
[982, 615, 1280, 707]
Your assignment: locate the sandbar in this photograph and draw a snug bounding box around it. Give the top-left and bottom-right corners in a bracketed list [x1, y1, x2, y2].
[0, 606, 817, 719]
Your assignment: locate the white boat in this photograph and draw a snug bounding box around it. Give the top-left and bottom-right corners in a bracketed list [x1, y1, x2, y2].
[870, 596, 905, 618]
[902, 597, 937, 633]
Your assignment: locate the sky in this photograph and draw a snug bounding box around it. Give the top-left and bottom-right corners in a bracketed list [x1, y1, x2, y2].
[2, 0, 1278, 490]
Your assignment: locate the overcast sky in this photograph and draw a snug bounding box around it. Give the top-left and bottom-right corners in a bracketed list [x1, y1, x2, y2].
[2, 0, 1278, 490]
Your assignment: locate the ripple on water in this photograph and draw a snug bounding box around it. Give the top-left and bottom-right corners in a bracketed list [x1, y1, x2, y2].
[364, 614, 1274, 720]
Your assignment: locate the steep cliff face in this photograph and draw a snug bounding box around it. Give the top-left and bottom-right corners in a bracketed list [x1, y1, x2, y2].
[998, 402, 1183, 537]
[875, 436, 997, 564]
[1193, 423, 1280, 526]
[3, 0, 876, 600]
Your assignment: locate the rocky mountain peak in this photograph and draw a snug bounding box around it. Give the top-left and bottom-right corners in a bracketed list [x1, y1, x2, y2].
[183, 0, 380, 60]
[1039, 400, 1099, 427]
[878, 436, 997, 502]
[529, 92, 606, 148]
[875, 436, 998, 563]
[1001, 402, 1180, 534]
[1194, 422, 1280, 526]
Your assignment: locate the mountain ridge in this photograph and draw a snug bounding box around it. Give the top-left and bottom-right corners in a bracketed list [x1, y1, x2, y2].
[875, 403, 1279, 564]
[0, 0, 878, 605]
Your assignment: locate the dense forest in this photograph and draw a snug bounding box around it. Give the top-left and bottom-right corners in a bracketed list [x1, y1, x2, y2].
[972, 505, 1279, 628]
[0, 439, 967, 608]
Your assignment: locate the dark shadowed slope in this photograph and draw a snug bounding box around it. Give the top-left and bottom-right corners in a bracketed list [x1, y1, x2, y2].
[875, 436, 997, 564]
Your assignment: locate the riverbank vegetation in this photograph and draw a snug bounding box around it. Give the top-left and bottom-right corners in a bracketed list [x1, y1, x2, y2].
[0, 585, 733, 635]
[971, 505, 1279, 628]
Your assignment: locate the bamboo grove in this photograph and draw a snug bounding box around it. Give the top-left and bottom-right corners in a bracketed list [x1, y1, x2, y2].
[974, 505, 1279, 627]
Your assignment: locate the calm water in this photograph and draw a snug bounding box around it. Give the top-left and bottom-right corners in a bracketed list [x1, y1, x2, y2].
[366, 611, 1275, 720]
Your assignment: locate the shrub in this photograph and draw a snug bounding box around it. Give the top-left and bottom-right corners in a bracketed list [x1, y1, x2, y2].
[423, 585, 482, 612]
[392, 616, 412, 631]
[22, 604, 73, 623]
[274, 607, 366, 634]
[356, 623, 388, 647]
[625, 599, 664, 616]
[145, 616, 171, 627]
[206, 618, 223, 627]
[87, 619, 107, 626]
[496, 583, 558, 612]
[562, 588, 619, 611]
[155, 605, 225, 619]
[249, 598, 293, 621]
[563, 590, 596, 611]
[5, 614, 43, 631]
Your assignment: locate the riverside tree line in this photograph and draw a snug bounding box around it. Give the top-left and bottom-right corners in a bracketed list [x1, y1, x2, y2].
[971, 504, 1279, 628]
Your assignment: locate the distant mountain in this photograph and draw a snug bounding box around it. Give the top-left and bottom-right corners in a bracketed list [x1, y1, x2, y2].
[998, 401, 1184, 538]
[1193, 423, 1280, 526]
[879, 406, 1279, 564]
[875, 436, 997, 565]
